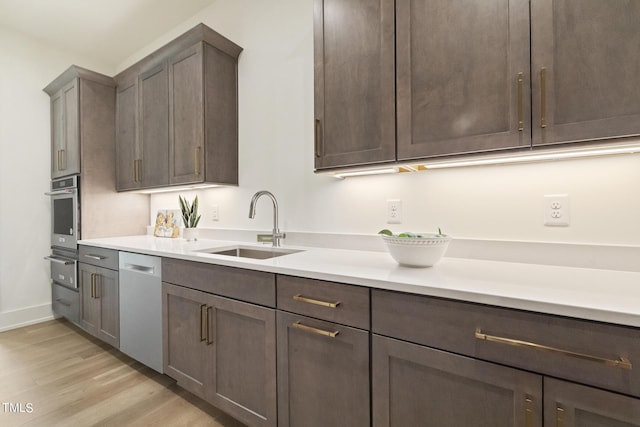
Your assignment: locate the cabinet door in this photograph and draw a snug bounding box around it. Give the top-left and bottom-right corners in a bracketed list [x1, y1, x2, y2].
[169, 43, 204, 185]
[372, 334, 542, 427]
[115, 80, 139, 191]
[96, 267, 119, 348]
[138, 64, 169, 188]
[79, 263, 100, 336]
[79, 264, 119, 348]
[314, 0, 395, 170]
[208, 296, 277, 427]
[51, 79, 80, 178]
[277, 311, 370, 427]
[544, 377, 640, 427]
[532, 0, 640, 146]
[396, 0, 531, 160]
[50, 90, 64, 178]
[162, 283, 211, 400]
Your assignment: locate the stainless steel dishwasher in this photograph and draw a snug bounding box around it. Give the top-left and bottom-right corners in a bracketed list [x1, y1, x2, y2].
[119, 252, 163, 373]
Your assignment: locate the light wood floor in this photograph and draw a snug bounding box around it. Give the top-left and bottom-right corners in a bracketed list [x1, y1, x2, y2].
[0, 319, 246, 427]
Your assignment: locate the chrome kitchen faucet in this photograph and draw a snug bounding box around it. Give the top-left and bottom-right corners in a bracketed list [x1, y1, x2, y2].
[249, 190, 285, 247]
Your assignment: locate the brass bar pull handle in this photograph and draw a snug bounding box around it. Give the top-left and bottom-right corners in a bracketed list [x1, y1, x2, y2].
[194, 147, 201, 175]
[475, 329, 632, 370]
[90, 273, 98, 298]
[135, 159, 142, 182]
[60, 149, 66, 170]
[57, 150, 61, 171]
[293, 294, 340, 308]
[292, 321, 339, 338]
[517, 72, 524, 131]
[540, 67, 547, 128]
[206, 306, 213, 345]
[314, 119, 322, 158]
[199, 304, 207, 342]
[133, 160, 137, 182]
[556, 406, 565, 427]
[94, 275, 100, 299]
[525, 396, 534, 427]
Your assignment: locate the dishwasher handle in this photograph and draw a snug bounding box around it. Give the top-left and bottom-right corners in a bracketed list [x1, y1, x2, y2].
[122, 263, 155, 275]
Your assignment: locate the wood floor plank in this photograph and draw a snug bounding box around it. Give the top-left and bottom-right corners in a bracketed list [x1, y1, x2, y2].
[0, 319, 246, 426]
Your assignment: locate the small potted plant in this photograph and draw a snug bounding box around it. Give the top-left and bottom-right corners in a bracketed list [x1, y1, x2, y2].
[179, 195, 201, 241]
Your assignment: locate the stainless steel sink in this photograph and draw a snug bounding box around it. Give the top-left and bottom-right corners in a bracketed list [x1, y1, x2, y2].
[198, 246, 303, 260]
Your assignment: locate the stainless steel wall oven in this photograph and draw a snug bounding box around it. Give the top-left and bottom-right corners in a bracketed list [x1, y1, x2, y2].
[47, 175, 79, 251]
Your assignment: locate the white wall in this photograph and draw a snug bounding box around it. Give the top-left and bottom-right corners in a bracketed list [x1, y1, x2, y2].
[143, 0, 640, 247]
[0, 26, 113, 331]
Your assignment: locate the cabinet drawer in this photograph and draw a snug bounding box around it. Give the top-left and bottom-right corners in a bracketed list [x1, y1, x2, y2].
[162, 258, 275, 307]
[277, 275, 369, 329]
[372, 289, 640, 398]
[79, 245, 118, 270]
[52, 283, 79, 324]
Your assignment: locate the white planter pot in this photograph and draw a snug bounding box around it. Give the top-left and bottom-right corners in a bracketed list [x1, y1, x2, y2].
[183, 228, 199, 241]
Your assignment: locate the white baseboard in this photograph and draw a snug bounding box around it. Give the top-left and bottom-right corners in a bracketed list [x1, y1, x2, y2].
[0, 303, 55, 333]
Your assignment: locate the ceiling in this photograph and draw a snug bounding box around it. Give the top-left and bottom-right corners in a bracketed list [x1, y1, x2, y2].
[0, 0, 217, 68]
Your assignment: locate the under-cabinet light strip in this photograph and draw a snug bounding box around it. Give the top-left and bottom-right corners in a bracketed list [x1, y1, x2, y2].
[331, 143, 640, 178]
[137, 184, 221, 194]
[424, 144, 640, 169]
[333, 167, 399, 179]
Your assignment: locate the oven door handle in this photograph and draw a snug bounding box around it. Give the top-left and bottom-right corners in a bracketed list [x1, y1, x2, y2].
[45, 189, 76, 196]
[44, 256, 76, 265]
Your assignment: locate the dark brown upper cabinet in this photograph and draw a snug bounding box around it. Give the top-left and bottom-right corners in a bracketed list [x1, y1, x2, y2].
[115, 24, 242, 191]
[315, 0, 640, 170]
[116, 65, 171, 191]
[531, 0, 640, 146]
[313, 0, 396, 170]
[115, 78, 139, 191]
[396, 0, 531, 160]
[44, 66, 115, 179]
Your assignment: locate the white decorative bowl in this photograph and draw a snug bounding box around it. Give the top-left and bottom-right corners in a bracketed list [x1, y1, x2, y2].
[382, 235, 451, 267]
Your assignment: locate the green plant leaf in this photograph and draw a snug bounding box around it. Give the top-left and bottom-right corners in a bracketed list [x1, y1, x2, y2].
[179, 195, 200, 228]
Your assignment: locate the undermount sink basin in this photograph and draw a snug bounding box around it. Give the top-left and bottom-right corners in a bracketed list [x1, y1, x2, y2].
[198, 245, 303, 260]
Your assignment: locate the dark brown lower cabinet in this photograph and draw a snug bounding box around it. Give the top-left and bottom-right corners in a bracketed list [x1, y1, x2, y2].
[163, 282, 276, 427]
[277, 311, 370, 427]
[372, 334, 542, 427]
[544, 378, 640, 427]
[78, 262, 119, 348]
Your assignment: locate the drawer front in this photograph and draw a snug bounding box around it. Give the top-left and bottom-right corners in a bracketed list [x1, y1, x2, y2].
[277, 275, 369, 329]
[372, 289, 640, 398]
[50, 257, 76, 289]
[52, 283, 79, 324]
[162, 258, 276, 307]
[79, 245, 118, 270]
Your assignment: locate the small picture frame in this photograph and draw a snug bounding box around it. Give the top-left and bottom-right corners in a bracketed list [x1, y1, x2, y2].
[153, 209, 181, 238]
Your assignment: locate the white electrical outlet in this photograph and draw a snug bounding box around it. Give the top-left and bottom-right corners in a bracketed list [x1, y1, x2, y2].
[387, 199, 402, 224]
[544, 194, 570, 226]
[211, 205, 219, 222]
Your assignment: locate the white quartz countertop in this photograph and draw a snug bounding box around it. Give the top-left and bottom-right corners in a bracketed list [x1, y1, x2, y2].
[79, 235, 640, 328]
